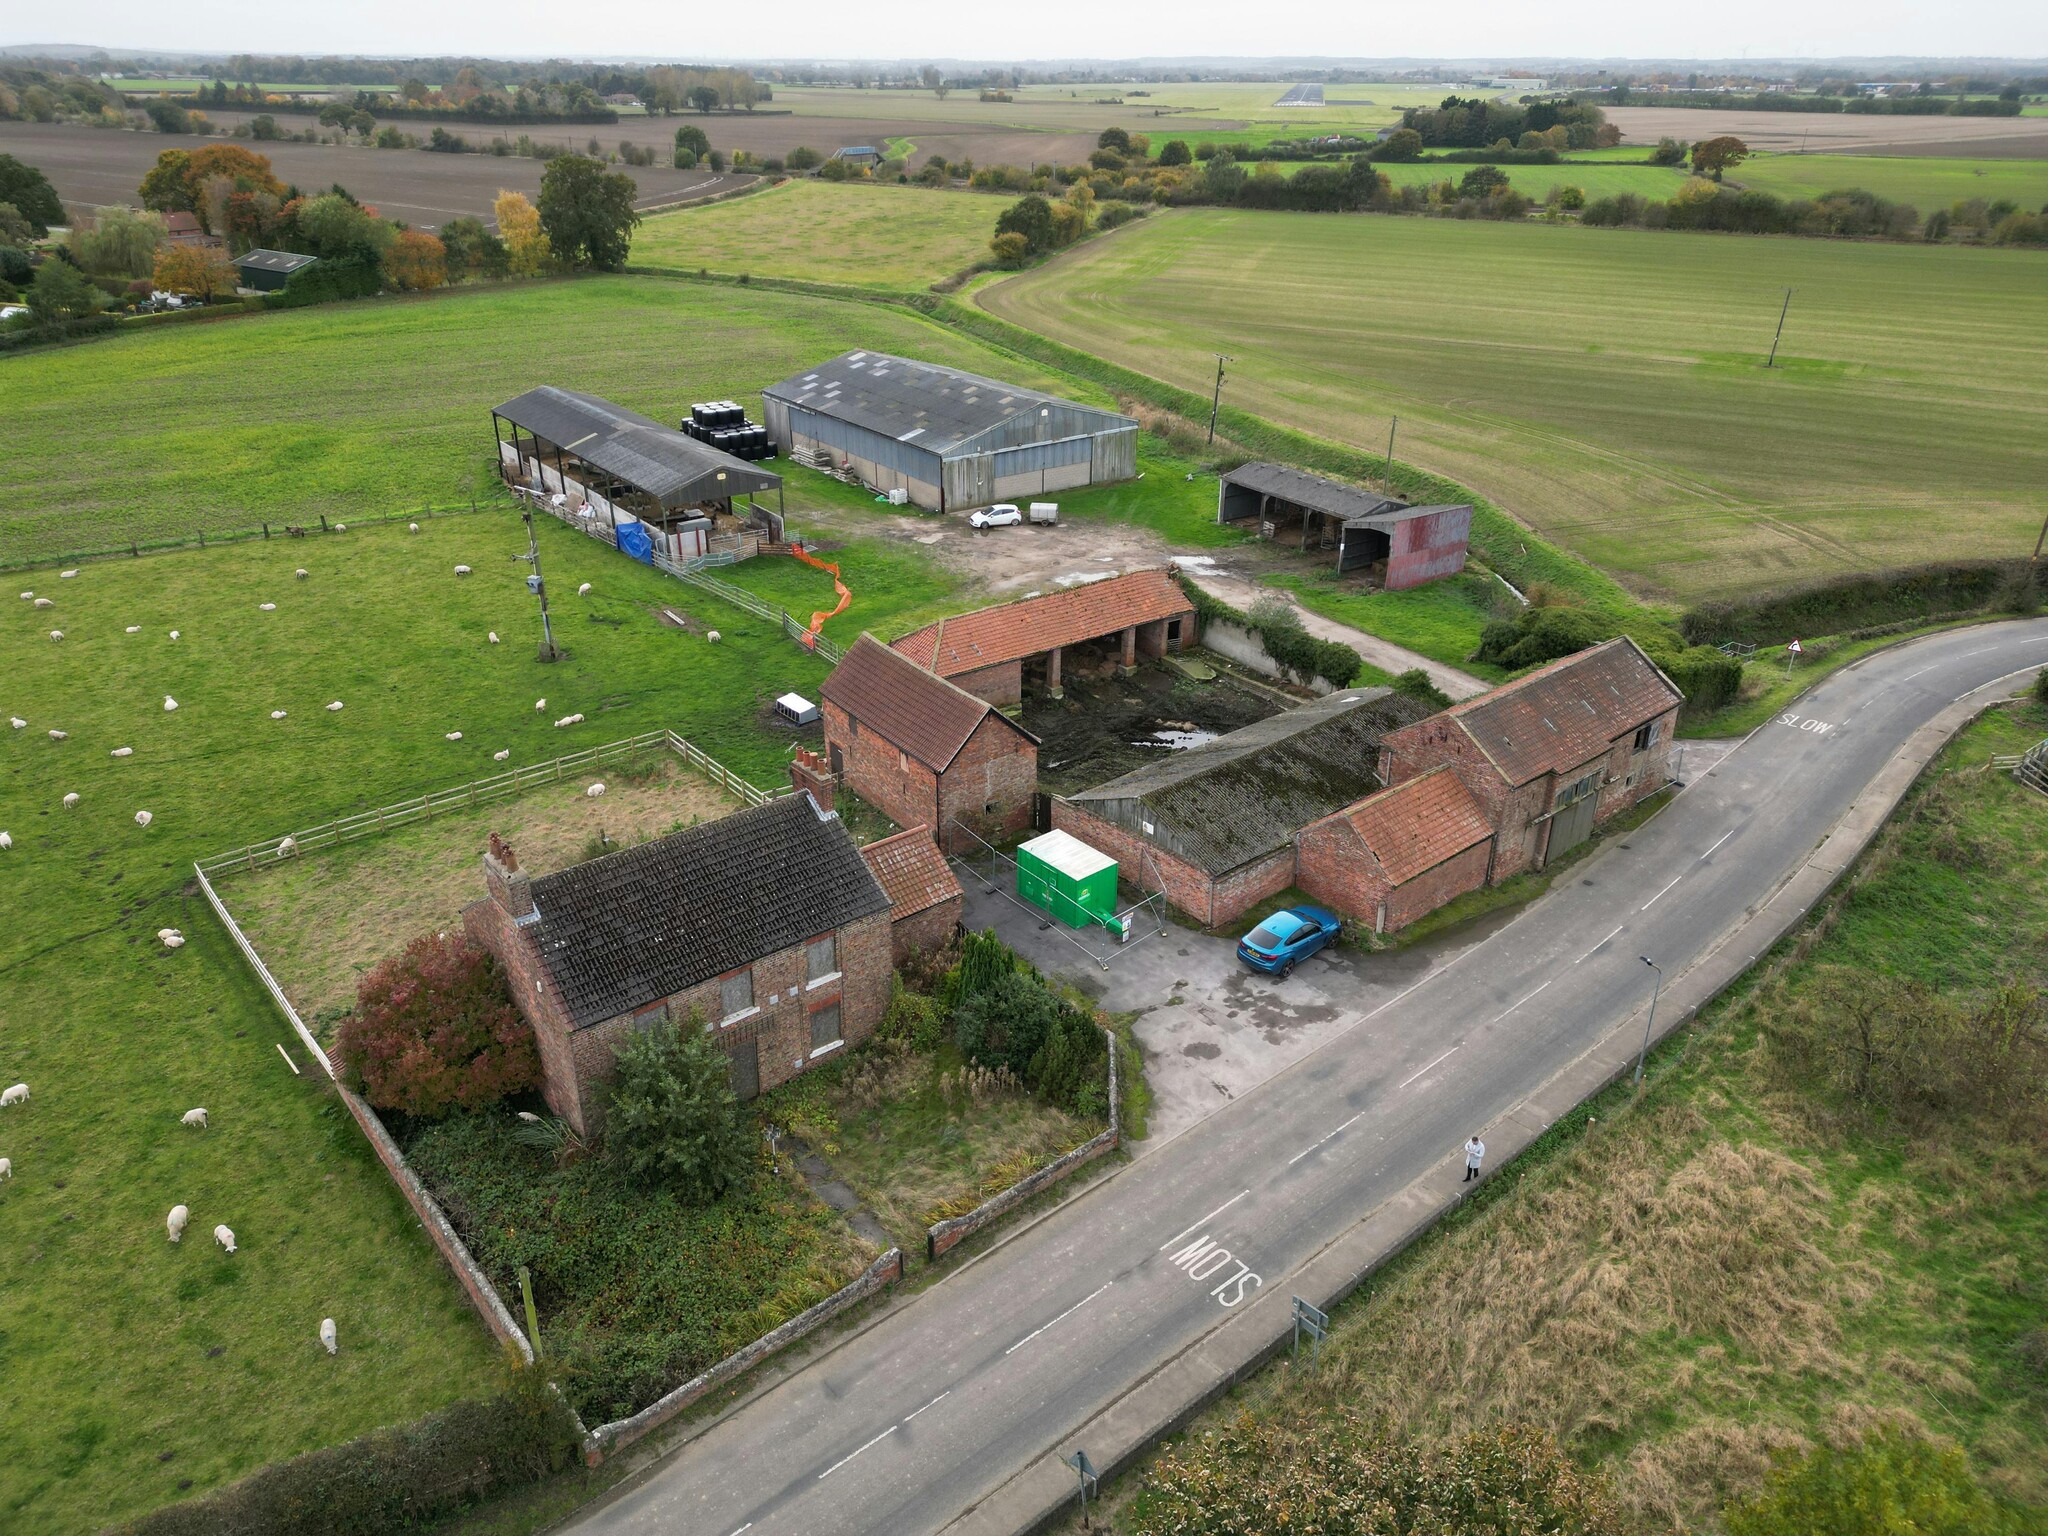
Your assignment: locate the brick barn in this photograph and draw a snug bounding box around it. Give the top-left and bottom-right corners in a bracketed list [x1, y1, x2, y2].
[464, 794, 892, 1132]
[1378, 637, 1683, 881]
[1053, 687, 1432, 928]
[890, 568, 1198, 708]
[1295, 767, 1494, 934]
[1217, 462, 1471, 590]
[819, 634, 1040, 852]
[859, 827, 964, 964]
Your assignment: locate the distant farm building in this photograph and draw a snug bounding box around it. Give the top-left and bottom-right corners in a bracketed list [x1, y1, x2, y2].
[1218, 463, 1470, 590]
[890, 568, 1196, 708]
[162, 211, 220, 250]
[832, 146, 883, 168]
[491, 386, 784, 565]
[232, 248, 316, 292]
[762, 351, 1139, 512]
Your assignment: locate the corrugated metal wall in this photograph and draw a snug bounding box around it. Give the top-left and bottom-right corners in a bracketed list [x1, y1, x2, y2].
[1386, 507, 1472, 591]
[959, 403, 1132, 454]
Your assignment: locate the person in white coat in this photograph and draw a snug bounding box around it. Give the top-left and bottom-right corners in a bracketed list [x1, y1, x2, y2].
[1463, 1134, 1486, 1183]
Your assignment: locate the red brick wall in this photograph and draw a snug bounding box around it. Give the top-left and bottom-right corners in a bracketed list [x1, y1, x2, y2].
[948, 659, 1023, 708]
[890, 895, 961, 966]
[1296, 816, 1491, 933]
[463, 899, 588, 1129]
[790, 748, 835, 810]
[825, 697, 939, 835]
[1385, 841, 1491, 929]
[1051, 801, 1293, 928]
[936, 714, 1037, 853]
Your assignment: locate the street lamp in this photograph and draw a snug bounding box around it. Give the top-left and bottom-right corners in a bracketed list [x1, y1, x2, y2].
[1634, 956, 1662, 1087]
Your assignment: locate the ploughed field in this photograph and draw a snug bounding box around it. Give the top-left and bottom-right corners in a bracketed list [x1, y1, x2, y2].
[982, 208, 2048, 601]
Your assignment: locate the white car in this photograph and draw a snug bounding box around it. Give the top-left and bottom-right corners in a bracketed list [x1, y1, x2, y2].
[968, 504, 1023, 529]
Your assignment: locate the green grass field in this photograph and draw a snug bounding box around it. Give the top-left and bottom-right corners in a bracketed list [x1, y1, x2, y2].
[1375, 160, 1686, 199]
[1735, 151, 2048, 211]
[982, 209, 2048, 601]
[631, 179, 999, 288]
[0, 509, 874, 1530]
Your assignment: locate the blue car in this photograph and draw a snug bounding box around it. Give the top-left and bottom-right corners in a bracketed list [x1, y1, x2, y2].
[1236, 905, 1340, 977]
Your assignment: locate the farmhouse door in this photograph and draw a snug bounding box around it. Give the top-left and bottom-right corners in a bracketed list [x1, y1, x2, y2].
[729, 1037, 760, 1101]
[1548, 787, 1599, 862]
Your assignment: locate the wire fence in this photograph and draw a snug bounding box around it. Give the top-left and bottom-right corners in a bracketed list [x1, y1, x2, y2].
[196, 729, 785, 879]
[0, 500, 495, 575]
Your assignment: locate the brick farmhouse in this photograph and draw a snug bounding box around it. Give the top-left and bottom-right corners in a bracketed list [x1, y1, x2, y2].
[1378, 637, 1683, 881]
[464, 794, 893, 1132]
[890, 568, 1196, 708]
[818, 634, 1040, 853]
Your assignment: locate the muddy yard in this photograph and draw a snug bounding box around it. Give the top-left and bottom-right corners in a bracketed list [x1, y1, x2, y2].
[1027, 665, 1278, 795]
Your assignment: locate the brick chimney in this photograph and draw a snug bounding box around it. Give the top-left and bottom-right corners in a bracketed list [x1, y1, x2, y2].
[790, 746, 836, 810]
[484, 833, 536, 923]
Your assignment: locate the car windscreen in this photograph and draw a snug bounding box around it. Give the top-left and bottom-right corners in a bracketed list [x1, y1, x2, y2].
[1246, 924, 1287, 949]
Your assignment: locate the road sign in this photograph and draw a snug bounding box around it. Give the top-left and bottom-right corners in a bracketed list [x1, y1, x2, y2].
[1292, 1296, 1329, 1363]
[1064, 1450, 1099, 1512]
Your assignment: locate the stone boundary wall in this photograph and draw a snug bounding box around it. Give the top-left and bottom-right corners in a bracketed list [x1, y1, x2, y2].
[927, 1027, 1121, 1262]
[583, 1246, 906, 1464]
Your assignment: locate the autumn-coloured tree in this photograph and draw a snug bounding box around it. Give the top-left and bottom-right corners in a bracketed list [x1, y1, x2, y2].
[338, 932, 541, 1119]
[138, 144, 285, 233]
[151, 244, 239, 301]
[1691, 135, 1751, 182]
[384, 228, 448, 290]
[494, 189, 552, 277]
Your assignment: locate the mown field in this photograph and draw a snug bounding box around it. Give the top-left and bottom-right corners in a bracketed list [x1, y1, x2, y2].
[0, 508, 881, 1530]
[1101, 696, 2048, 1534]
[1375, 159, 1686, 199]
[1735, 151, 2048, 211]
[631, 179, 999, 288]
[983, 208, 2048, 601]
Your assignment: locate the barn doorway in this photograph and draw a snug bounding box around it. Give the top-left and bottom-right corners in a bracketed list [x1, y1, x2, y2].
[728, 1036, 760, 1101]
[1547, 771, 1602, 862]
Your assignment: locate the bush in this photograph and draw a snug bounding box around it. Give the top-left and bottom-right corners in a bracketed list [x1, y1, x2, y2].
[1029, 1002, 1109, 1117]
[1680, 561, 2024, 647]
[877, 977, 945, 1053]
[604, 1016, 753, 1199]
[269, 255, 382, 308]
[955, 969, 1068, 1079]
[988, 230, 1030, 268]
[1244, 595, 1362, 689]
[1473, 605, 1611, 669]
[1723, 1430, 2012, 1536]
[2035, 666, 2048, 708]
[1391, 667, 1452, 709]
[336, 933, 539, 1118]
[113, 1366, 580, 1536]
[785, 146, 821, 171]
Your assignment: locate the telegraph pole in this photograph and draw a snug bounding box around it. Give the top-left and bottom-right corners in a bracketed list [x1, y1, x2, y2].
[1765, 288, 1793, 369]
[1384, 415, 1399, 492]
[513, 506, 560, 662]
[1207, 353, 1233, 443]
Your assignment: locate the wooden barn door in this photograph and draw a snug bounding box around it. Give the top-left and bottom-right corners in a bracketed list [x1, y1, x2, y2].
[728, 1036, 760, 1101]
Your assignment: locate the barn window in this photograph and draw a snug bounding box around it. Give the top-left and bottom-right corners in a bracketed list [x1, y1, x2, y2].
[1633, 721, 1660, 753]
[720, 969, 754, 1022]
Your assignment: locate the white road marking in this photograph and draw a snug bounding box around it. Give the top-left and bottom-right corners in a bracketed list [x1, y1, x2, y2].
[1900, 665, 1936, 682]
[1491, 978, 1551, 1023]
[1160, 1191, 1249, 1252]
[1641, 875, 1682, 911]
[727, 1526, 753, 1535]
[904, 1391, 949, 1424]
[1005, 1282, 1110, 1356]
[1577, 924, 1625, 964]
[1399, 1045, 1460, 1089]
[818, 1426, 897, 1480]
[1700, 829, 1735, 860]
[1287, 1110, 1366, 1166]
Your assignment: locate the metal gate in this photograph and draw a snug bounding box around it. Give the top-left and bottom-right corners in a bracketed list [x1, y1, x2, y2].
[1547, 775, 1601, 862]
[1032, 792, 1052, 832]
[729, 1036, 760, 1101]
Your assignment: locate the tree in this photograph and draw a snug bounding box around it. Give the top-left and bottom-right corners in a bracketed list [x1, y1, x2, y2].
[1157, 138, 1192, 166]
[1097, 126, 1132, 153]
[1458, 164, 1511, 198]
[438, 216, 508, 280]
[603, 1016, 753, 1199]
[537, 154, 640, 270]
[290, 191, 391, 262]
[1374, 127, 1424, 162]
[384, 229, 447, 290]
[995, 193, 1056, 254]
[0, 153, 67, 234]
[144, 98, 192, 134]
[1724, 1432, 2007, 1536]
[152, 243, 238, 301]
[688, 85, 720, 113]
[673, 123, 711, 162]
[1048, 200, 1085, 248]
[988, 231, 1030, 268]
[1202, 150, 1247, 201]
[1692, 135, 1751, 180]
[336, 932, 541, 1119]
[73, 205, 164, 277]
[248, 114, 281, 140]
[494, 189, 552, 276]
[26, 258, 102, 321]
[785, 145, 821, 171]
[0, 203, 34, 251]
[1649, 135, 1688, 165]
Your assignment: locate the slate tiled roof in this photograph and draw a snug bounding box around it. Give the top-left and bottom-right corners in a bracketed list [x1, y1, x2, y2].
[1222, 462, 1401, 523]
[492, 386, 781, 508]
[820, 634, 1035, 770]
[1066, 688, 1432, 875]
[523, 794, 889, 1029]
[1331, 767, 1493, 885]
[892, 569, 1194, 678]
[860, 827, 962, 920]
[1424, 637, 1682, 786]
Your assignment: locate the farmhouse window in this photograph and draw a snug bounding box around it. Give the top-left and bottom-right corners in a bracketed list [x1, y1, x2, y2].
[1558, 769, 1603, 808]
[806, 934, 837, 983]
[720, 969, 754, 1022]
[809, 1003, 843, 1052]
[1633, 721, 1660, 753]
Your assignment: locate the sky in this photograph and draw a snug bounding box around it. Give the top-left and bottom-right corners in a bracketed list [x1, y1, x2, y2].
[8, 0, 2046, 64]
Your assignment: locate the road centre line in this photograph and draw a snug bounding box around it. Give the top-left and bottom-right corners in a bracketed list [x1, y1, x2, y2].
[1399, 1045, 1461, 1089]
[1288, 1110, 1367, 1166]
[1642, 875, 1683, 911]
[1491, 978, 1551, 1023]
[1005, 1282, 1110, 1356]
[904, 1391, 949, 1424]
[1901, 664, 1936, 682]
[726, 1526, 752, 1536]
[1577, 924, 1625, 964]
[818, 1426, 897, 1481]
[1700, 829, 1735, 860]
[1161, 1191, 1249, 1251]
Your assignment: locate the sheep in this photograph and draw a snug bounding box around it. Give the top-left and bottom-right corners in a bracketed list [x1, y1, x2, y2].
[320, 1318, 337, 1355]
[534, 698, 547, 712]
[163, 933, 185, 950]
[157, 927, 178, 942]
[409, 522, 422, 533]
[326, 700, 344, 712]
[0, 1157, 10, 1181]
[493, 749, 510, 762]
[0, 832, 11, 850]
[16, 591, 29, 600]
[163, 696, 178, 712]
[335, 523, 346, 531]
[259, 602, 276, 612]
[125, 625, 141, 634]
[445, 731, 463, 741]
[278, 836, 298, 857]
[167, 1204, 188, 1242]
[168, 630, 179, 640]
[48, 630, 62, 642]
[554, 712, 584, 728]
[295, 568, 309, 579]
[135, 810, 153, 827]
[48, 729, 67, 741]
[213, 1224, 236, 1254]
[62, 793, 78, 808]
[1, 1084, 27, 1107]
[454, 564, 472, 576]
[9, 718, 23, 729]
[706, 630, 721, 643]
[33, 597, 52, 609]
[488, 632, 500, 644]
[111, 746, 133, 757]
[60, 570, 77, 579]
[586, 782, 606, 798]
[181, 1107, 208, 1129]
[577, 582, 592, 597]
[271, 709, 288, 720]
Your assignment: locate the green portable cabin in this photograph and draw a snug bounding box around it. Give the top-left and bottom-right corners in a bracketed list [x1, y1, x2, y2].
[1016, 830, 1119, 930]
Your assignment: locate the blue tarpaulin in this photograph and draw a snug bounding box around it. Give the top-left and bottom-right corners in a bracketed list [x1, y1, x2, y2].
[615, 520, 655, 564]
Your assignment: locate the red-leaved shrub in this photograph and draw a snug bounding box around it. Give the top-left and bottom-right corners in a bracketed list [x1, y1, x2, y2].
[338, 932, 540, 1118]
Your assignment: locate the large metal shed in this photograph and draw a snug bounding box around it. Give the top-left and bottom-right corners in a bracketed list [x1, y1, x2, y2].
[1218, 462, 1470, 590]
[762, 351, 1138, 512]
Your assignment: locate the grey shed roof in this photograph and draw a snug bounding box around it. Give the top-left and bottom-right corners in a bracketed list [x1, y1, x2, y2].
[493, 386, 781, 508]
[233, 248, 317, 274]
[763, 350, 1135, 457]
[1066, 688, 1433, 875]
[522, 794, 890, 1030]
[1222, 462, 1402, 524]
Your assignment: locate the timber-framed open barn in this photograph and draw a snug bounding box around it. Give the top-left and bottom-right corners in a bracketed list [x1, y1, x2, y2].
[491, 386, 784, 564]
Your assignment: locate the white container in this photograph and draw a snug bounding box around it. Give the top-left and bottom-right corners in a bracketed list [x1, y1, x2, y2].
[886, 488, 908, 506]
[1029, 502, 1060, 524]
[775, 693, 820, 727]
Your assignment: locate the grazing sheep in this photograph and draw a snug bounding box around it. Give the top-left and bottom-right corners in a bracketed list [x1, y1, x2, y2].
[0, 832, 11, 850]
[60, 570, 77, 579]
[577, 582, 592, 597]
[409, 522, 420, 533]
[62, 793, 78, 808]
[163, 933, 185, 950]
[48, 631, 62, 642]
[320, 1318, 337, 1355]
[157, 927, 178, 942]
[259, 602, 276, 612]
[111, 747, 133, 757]
[213, 1224, 236, 1254]
[534, 698, 547, 712]
[134, 810, 153, 827]
[33, 597, 52, 609]
[167, 1204, 188, 1242]
[554, 712, 584, 728]
[445, 731, 463, 741]
[488, 632, 500, 644]
[586, 782, 606, 798]
[125, 625, 141, 634]
[9, 718, 23, 729]
[454, 564, 471, 576]
[17, 591, 30, 600]
[326, 700, 344, 712]
[295, 568, 309, 580]
[181, 1107, 208, 1129]
[163, 696, 178, 712]
[0, 1157, 11, 1181]
[278, 836, 298, 857]
[48, 729, 67, 741]
[706, 630, 721, 643]
[271, 710, 288, 719]
[1, 1084, 27, 1107]
[493, 749, 510, 761]
[168, 630, 179, 640]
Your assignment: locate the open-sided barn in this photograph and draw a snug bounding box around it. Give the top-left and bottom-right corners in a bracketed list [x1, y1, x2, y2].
[762, 350, 1138, 512]
[1217, 462, 1470, 590]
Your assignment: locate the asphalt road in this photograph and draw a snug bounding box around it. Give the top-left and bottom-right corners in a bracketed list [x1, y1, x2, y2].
[573, 620, 2048, 1536]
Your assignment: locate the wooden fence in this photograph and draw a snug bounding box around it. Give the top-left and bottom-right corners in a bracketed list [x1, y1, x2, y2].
[197, 729, 784, 879]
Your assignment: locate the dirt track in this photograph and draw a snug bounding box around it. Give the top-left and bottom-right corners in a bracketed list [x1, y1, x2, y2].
[1607, 106, 2048, 156]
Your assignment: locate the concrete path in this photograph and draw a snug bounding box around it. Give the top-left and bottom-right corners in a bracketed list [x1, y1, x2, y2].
[566, 621, 2048, 1536]
[1180, 567, 1490, 700]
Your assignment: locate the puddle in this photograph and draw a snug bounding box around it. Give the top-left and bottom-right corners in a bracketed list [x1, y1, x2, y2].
[1138, 728, 1220, 750]
[1053, 570, 1117, 588]
[1181, 1041, 1222, 1060]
